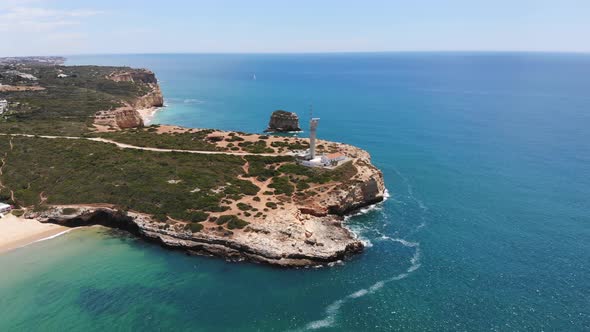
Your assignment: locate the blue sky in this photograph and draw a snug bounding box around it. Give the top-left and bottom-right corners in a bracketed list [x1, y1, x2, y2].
[1, 0, 589, 56]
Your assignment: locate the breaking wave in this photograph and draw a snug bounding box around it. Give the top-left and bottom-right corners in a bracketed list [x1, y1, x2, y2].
[298, 237, 422, 331]
[183, 98, 205, 104]
[293, 171, 428, 331]
[33, 229, 74, 244]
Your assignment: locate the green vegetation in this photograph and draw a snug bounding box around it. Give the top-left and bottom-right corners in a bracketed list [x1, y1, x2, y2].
[270, 140, 309, 151]
[62, 208, 78, 215]
[95, 128, 219, 151]
[226, 134, 244, 142]
[237, 140, 274, 153]
[244, 155, 357, 198]
[245, 155, 293, 181]
[237, 202, 253, 211]
[11, 209, 24, 217]
[215, 215, 249, 229]
[0, 136, 258, 223]
[0, 63, 362, 232]
[268, 176, 294, 195]
[185, 222, 204, 233]
[278, 161, 356, 185]
[0, 65, 152, 135]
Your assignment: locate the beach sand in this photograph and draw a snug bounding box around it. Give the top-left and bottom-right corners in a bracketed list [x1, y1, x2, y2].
[137, 107, 162, 125]
[0, 213, 68, 254]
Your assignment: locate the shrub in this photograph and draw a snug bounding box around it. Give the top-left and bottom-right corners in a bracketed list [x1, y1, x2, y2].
[62, 207, 78, 215]
[185, 223, 204, 233]
[269, 176, 294, 195]
[11, 209, 24, 217]
[296, 182, 310, 190]
[237, 202, 252, 211]
[265, 202, 278, 209]
[215, 214, 249, 229]
[188, 210, 209, 222]
[227, 218, 249, 229]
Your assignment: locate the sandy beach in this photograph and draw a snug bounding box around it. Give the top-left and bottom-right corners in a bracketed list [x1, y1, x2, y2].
[0, 213, 69, 254]
[137, 107, 163, 125]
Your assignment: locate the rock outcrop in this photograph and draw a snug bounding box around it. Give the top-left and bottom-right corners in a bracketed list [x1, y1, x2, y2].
[93, 69, 164, 130]
[107, 69, 159, 84]
[265, 110, 301, 132]
[27, 205, 365, 267]
[133, 85, 164, 109]
[26, 146, 385, 268]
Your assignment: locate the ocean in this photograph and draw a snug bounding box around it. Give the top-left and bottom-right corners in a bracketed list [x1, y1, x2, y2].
[0, 53, 588, 331]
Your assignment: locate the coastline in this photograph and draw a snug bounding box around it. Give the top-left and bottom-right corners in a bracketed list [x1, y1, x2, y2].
[0, 214, 69, 254]
[137, 106, 164, 126]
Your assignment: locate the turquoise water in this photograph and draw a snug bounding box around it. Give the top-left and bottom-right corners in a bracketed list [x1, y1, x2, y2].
[1, 53, 589, 331]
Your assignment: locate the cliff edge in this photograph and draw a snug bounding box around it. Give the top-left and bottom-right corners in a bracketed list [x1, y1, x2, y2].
[24, 142, 384, 267]
[265, 110, 301, 132]
[94, 69, 164, 130]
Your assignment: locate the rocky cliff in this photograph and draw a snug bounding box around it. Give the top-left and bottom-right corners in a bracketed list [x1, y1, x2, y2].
[107, 69, 159, 84]
[265, 110, 301, 132]
[26, 147, 385, 267]
[93, 70, 164, 130]
[27, 205, 365, 267]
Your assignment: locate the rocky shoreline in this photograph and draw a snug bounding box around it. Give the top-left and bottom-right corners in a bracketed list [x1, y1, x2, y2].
[94, 69, 164, 130]
[26, 198, 379, 267]
[25, 149, 385, 267]
[3, 64, 387, 267]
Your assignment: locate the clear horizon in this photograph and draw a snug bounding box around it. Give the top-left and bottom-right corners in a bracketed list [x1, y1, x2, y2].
[2, 0, 590, 56]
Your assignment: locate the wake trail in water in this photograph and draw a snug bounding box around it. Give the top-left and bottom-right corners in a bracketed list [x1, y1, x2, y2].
[292, 169, 428, 331]
[297, 238, 422, 331]
[393, 167, 429, 234]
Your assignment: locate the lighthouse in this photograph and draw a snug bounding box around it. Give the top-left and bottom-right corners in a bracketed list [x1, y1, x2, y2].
[309, 117, 320, 159]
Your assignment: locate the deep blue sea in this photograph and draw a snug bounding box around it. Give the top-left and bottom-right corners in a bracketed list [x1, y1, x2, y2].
[1, 53, 589, 331]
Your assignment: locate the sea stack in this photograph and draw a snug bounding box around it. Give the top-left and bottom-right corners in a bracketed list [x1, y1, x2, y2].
[265, 110, 301, 132]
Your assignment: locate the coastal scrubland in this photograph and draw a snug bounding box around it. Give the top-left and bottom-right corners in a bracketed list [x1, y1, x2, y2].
[0, 65, 151, 135]
[0, 136, 256, 225]
[0, 61, 384, 265]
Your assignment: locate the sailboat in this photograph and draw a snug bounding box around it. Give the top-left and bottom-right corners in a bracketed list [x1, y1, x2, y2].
[253, 74, 257, 80]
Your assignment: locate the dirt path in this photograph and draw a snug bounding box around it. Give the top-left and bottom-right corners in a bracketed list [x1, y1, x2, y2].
[0, 133, 288, 157]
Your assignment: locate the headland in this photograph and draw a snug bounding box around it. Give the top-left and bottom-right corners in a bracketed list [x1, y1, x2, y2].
[0, 57, 385, 267]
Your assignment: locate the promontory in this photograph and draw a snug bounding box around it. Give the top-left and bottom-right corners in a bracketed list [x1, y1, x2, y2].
[0, 58, 385, 267]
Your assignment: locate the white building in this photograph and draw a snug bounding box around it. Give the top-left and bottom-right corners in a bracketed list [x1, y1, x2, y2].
[0, 203, 12, 214]
[321, 152, 346, 165]
[300, 157, 324, 167]
[0, 99, 8, 114]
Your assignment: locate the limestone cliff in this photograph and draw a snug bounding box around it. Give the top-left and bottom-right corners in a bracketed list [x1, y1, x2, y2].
[93, 69, 164, 130]
[107, 69, 159, 84]
[265, 110, 301, 132]
[26, 146, 385, 267]
[294, 142, 386, 217]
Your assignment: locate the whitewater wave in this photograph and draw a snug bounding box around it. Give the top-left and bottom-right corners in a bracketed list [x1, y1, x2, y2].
[183, 98, 205, 104]
[292, 171, 428, 331]
[33, 229, 74, 244]
[12, 228, 76, 252]
[297, 237, 422, 331]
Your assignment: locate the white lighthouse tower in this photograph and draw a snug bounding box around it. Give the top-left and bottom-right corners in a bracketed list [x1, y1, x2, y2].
[309, 117, 320, 159]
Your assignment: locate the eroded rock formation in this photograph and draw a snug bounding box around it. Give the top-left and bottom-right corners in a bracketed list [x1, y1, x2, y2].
[265, 110, 301, 132]
[107, 69, 159, 84]
[93, 69, 164, 130]
[26, 145, 385, 267]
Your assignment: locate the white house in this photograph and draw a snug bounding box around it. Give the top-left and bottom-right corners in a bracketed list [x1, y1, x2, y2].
[0, 99, 8, 114]
[0, 203, 12, 214]
[321, 152, 346, 165]
[300, 157, 324, 167]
